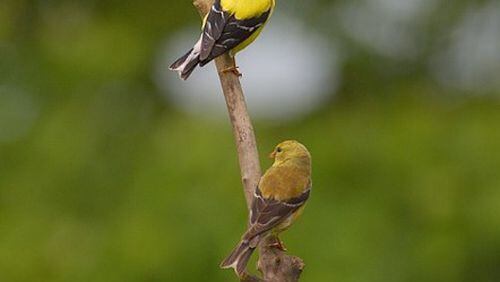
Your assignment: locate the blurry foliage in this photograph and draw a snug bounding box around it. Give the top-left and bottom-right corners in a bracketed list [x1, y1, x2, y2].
[1, 1, 500, 282]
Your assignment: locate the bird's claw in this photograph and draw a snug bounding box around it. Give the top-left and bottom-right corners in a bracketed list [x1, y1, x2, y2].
[221, 66, 242, 77]
[268, 240, 287, 251]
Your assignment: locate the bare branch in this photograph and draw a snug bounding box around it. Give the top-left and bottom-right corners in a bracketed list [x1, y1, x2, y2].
[192, 0, 260, 209]
[191, 0, 304, 281]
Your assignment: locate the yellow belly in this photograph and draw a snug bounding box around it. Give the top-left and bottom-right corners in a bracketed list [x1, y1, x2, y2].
[221, 0, 275, 20]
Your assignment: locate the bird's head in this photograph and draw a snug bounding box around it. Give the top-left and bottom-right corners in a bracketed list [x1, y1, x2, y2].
[269, 140, 311, 165]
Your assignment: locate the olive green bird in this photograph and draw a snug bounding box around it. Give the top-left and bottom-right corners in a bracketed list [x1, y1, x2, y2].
[220, 140, 312, 275]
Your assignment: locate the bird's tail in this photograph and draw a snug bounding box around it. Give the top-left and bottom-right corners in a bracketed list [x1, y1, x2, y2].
[220, 240, 255, 275]
[169, 38, 202, 80]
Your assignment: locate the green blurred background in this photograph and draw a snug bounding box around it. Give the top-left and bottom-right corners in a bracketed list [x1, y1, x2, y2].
[1, 0, 500, 281]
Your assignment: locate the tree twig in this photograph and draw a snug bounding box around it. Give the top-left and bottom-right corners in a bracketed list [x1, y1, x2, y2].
[193, 0, 260, 209]
[191, 1, 305, 281]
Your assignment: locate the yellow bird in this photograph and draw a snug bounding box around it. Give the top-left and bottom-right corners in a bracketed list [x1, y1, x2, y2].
[170, 0, 276, 80]
[220, 140, 312, 275]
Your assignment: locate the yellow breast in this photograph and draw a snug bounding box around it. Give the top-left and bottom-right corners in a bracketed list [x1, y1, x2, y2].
[221, 0, 275, 20]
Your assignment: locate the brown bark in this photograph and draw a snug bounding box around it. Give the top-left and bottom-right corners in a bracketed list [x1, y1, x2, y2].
[191, 1, 305, 281]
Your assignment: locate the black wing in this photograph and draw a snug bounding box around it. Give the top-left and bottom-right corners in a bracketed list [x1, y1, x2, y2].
[200, 0, 228, 61]
[243, 186, 311, 246]
[199, 0, 271, 66]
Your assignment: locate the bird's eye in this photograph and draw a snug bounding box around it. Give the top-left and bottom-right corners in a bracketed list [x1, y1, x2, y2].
[276, 147, 282, 153]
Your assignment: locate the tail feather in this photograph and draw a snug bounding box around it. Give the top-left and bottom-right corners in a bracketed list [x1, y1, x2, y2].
[235, 247, 254, 275]
[220, 240, 255, 275]
[169, 38, 202, 80]
[169, 48, 193, 70]
[169, 48, 200, 80]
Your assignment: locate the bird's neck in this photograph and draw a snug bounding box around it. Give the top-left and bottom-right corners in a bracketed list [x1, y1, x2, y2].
[274, 156, 311, 173]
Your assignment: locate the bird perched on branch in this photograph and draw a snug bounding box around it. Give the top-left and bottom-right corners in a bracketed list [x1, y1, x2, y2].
[220, 140, 312, 275]
[170, 0, 276, 80]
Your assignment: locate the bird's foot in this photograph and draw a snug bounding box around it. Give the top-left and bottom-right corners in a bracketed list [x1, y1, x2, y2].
[221, 66, 242, 77]
[268, 239, 288, 252]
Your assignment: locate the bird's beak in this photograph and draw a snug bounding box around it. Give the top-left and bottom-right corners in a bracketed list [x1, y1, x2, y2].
[269, 150, 276, 159]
